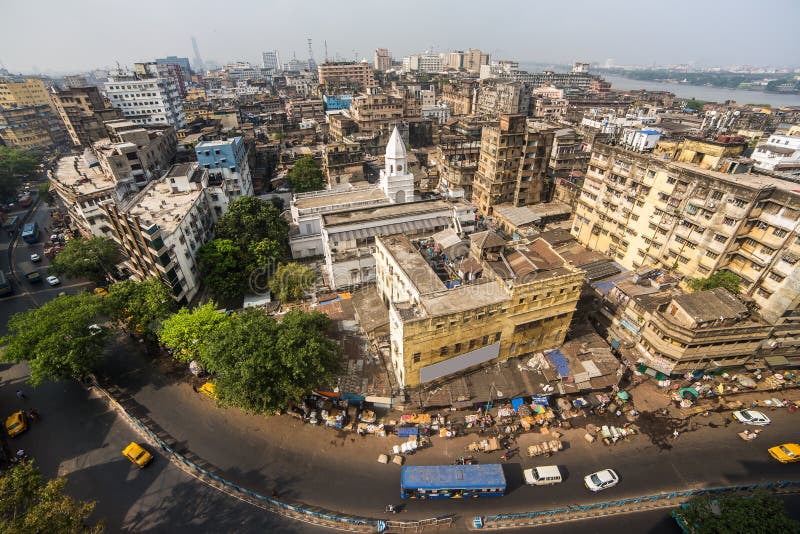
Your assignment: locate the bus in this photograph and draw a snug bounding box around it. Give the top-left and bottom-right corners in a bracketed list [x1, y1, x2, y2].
[0, 271, 11, 296]
[400, 464, 507, 499]
[21, 221, 39, 243]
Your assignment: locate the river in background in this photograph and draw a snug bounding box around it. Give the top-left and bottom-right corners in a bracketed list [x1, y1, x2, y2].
[601, 74, 800, 108]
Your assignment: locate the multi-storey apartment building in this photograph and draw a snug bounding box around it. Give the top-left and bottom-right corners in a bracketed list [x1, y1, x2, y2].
[375, 232, 583, 388]
[475, 80, 530, 117]
[92, 120, 177, 198]
[751, 133, 800, 175]
[437, 138, 481, 200]
[0, 77, 55, 111]
[49, 154, 117, 237]
[441, 81, 477, 116]
[374, 48, 391, 72]
[104, 63, 186, 128]
[101, 162, 230, 302]
[51, 86, 124, 146]
[463, 49, 490, 74]
[0, 105, 67, 151]
[473, 115, 557, 216]
[348, 91, 405, 133]
[572, 142, 800, 351]
[318, 62, 376, 93]
[194, 137, 254, 200]
[285, 98, 325, 124]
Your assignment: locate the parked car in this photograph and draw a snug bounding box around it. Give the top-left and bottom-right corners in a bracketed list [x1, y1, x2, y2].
[199, 381, 217, 399]
[733, 410, 771, 426]
[122, 442, 153, 468]
[584, 469, 619, 492]
[768, 443, 800, 463]
[524, 465, 563, 486]
[5, 411, 28, 437]
[93, 287, 109, 297]
[46, 275, 60, 286]
[30, 253, 41, 262]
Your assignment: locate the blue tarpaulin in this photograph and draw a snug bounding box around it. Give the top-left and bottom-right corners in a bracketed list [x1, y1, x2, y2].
[592, 280, 616, 296]
[546, 350, 570, 378]
[511, 398, 524, 412]
[531, 395, 550, 406]
[398, 427, 419, 437]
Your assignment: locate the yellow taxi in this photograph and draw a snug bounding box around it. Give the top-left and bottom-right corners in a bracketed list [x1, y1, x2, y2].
[768, 443, 800, 463]
[199, 381, 217, 399]
[93, 287, 109, 297]
[122, 442, 153, 468]
[5, 411, 28, 437]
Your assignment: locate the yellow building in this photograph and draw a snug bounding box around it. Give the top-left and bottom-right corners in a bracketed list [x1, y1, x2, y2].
[375, 232, 583, 388]
[0, 77, 56, 111]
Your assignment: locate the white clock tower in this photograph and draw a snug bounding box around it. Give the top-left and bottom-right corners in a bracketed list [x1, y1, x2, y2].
[379, 126, 414, 204]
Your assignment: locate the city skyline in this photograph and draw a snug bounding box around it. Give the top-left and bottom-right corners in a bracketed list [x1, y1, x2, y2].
[1, 0, 799, 74]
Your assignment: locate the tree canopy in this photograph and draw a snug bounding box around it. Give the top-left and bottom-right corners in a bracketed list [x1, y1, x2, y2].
[158, 301, 233, 363]
[270, 262, 316, 302]
[199, 309, 341, 413]
[687, 270, 741, 294]
[0, 147, 39, 199]
[198, 196, 289, 302]
[197, 239, 249, 303]
[105, 277, 175, 337]
[674, 492, 799, 534]
[49, 237, 120, 285]
[286, 156, 325, 193]
[1, 292, 108, 385]
[214, 196, 289, 252]
[0, 460, 102, 533]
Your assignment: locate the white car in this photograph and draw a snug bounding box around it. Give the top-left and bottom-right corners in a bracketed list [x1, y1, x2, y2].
[46, 275, 60, 286]
[584, 469, 619, 492]
[30, 253, 41, 262]
[733, 410, 771, 426]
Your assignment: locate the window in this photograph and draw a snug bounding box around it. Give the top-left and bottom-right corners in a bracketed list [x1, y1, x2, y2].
[412, 353, 421, 363]
[733, 198, 747, 208]
[723, 217, 736, 226]
[773, 227, 788, 238]
[455, 343, 462, 353]
[768, 272, 785, 283]
[440, 346, 449, 356]
[494, 332, 501, 342]
[482, 336, 489, 345]
[756, 288, 772, 299]
[469, 339, 476, 349]
[711, 190, 724, 200]
[714, 233, 727, 243]
[705, 250, 720, 259]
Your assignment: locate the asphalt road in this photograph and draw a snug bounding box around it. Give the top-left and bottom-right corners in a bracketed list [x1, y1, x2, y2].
[1, 197, 92, 335]
[0, 363, 317, 533]
[94, 339, 800, 526]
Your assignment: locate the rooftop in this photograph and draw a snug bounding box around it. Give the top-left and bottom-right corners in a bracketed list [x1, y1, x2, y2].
[323, 199, 452, 227]
[293, 185, 388, 211]
[53, 155, 115, 197]
[196, 136, 242, 148]
[126, 171, 203, 234]
[380, 233, 446, 295]
[671, 287, 748, 324]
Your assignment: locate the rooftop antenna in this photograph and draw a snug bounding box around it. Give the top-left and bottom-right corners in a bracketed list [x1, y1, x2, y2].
[353, 49, 358, 62]
[324, 40, 328, 63]
[307, 38, 315, 62]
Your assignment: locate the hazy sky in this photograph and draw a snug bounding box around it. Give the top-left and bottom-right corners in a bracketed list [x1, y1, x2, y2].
[2, 0, 798, 74]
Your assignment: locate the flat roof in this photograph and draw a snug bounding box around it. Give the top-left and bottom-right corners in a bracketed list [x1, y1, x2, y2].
[380, 233, 445, 295]
[323, 199, 452, 227]
[53, 155, 115, 197]
[294, 186, 388, 210]
[401, 464, 506, 490]
[195, 136, 241, 148]
[420, 279, 509, 317]
[127, 178, 202, 234]
[669, 161, 800, 193]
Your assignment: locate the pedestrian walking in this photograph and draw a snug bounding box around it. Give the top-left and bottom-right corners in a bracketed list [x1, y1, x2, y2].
[16, 390, 26, 400]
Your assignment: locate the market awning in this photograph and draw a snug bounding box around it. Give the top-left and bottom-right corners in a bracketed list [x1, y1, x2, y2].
[679, 387, 699, 399]
[511, 398, 525, 412]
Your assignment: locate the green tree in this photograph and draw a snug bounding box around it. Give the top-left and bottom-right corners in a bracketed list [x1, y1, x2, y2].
[215, 196, 289, 253]
[675, 492, 799, 534]
[200, 309, 340, 413]
[286, 156, 325, 193]
[271, 262, 316, 302]
[197, 239, 249, 302]
[687, 271, 741, 294]
[0, 147, 39, 199]
[0, 460, 102, 533]
[1, 292, 108, 385]
[248, 238, 283, 270]
[105, 277, 175, 337]
[158, 301, 233, 364]
[49, 237, 120, 285]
